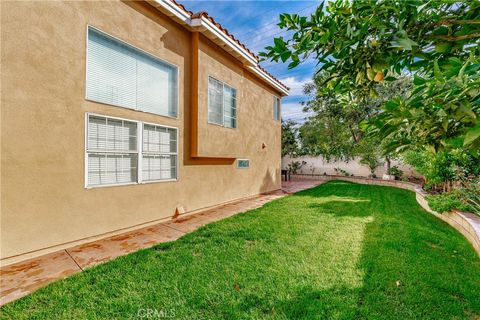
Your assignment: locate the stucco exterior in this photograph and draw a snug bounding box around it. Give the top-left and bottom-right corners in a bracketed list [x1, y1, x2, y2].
[1, 1, 284, 264]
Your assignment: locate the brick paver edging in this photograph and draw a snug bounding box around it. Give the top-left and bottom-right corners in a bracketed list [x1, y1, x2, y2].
[291, 174, 480, 257]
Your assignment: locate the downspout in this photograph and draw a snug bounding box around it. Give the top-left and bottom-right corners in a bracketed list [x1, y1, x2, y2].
[190, 32, 199, 157]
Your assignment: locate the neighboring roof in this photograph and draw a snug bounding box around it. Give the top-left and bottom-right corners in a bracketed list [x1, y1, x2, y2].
[148, 0, 289, 95]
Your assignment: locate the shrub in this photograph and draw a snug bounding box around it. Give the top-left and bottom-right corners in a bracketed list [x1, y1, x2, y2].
[387, 166, 403, 180]
[402, 149, 479, 191]
[427, 190, 477, 215]
[427, 192, 466, 213]
[458, 177, 480, 216]
[334, 168, 351, 176]
[288, 161, 306, 174]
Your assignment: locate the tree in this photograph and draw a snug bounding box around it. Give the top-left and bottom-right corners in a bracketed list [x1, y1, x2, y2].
[299, 74, 412, 163]
[260, 0, 480, 152]
[357, 137, 384, 177]
[281, 120, 299, 157]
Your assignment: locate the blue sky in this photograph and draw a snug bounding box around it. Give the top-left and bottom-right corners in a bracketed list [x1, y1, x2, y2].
[182, 0, 320, 122]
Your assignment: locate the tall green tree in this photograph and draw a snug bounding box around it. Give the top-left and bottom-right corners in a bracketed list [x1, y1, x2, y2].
[260, 0, 480, 152]
[299, 74, 412, 163]
[281, 120, 299, 157]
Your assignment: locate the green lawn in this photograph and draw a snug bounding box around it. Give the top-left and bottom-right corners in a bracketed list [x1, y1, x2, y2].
[2, 181, 480, 320]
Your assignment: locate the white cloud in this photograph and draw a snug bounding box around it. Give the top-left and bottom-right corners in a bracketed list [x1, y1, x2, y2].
[279, 76, 311, 97]
[281, 102, 313, 122]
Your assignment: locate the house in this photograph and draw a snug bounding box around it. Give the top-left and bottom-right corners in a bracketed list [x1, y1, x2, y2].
[0, 0, 288, 265]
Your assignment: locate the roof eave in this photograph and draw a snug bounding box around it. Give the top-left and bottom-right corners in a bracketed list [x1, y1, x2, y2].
[248, 66, 289, 96]
[149, 0, 289, 96]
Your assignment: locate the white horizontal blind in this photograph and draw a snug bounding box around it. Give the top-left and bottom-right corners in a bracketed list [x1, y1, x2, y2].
[88, 154, 138, 186]
[223, 85, 237, 128]
[87, 27, 178, 117]
[137, 55, 178, 117]
[142, 124, 177, 181]
[208, 77, 224, 125]
[87, 115, 138, 186]
[273, 97, 281, 121]
[208, 76, 237, 128]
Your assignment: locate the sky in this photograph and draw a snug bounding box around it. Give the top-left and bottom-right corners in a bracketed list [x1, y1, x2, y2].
[182, 0, 320, 122]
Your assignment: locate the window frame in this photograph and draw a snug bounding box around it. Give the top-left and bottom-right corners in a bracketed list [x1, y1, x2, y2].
[84, 113, 179, 189]
[237, 159, 250, 169]
[85, 25, 180, 120]
[273, 96, 281, 121]
[207, 75, 237, 129]
[141, 121, 179, 184]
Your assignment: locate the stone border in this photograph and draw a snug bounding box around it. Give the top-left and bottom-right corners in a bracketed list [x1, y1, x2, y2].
[291, 174, 480, 256]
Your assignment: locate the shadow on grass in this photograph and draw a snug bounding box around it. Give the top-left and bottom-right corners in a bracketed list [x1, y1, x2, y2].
[265, 181, 480, 319]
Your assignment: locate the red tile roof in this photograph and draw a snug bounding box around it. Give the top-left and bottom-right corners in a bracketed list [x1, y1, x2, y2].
[169, 0, 289, 92]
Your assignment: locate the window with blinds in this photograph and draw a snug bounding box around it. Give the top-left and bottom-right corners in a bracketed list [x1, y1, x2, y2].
[208, 76, 237, 128]
[86, 27, 178, 118]
[273, 96, 281, 121]
[142, 124, 177, 182]
[87, 115, 138, 186]
[86, 114, 178, 187]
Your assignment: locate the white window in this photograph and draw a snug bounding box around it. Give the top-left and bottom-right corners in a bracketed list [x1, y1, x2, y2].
[208, 76, 237, 128]
[86, 114, 178, 187]
[142, 124, 177, 182]
[86, 27, 178, 118]
[273, 96, 281, 121]
[237, 159, 250, 169]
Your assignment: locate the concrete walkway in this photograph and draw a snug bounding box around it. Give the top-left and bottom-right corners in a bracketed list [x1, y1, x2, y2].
[0, 180, 320, 306]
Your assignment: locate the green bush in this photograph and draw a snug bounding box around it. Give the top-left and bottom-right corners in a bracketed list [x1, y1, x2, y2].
[458, 178, 480, 216]
[402, 149, 480, 191]
[427, 192, 474, 214]
[387, 166, 403, 179]
[288, 161, 307, 174]
[334, 168, 351, 177]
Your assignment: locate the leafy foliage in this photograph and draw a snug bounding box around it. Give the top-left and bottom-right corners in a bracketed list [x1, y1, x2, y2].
[261, 0, 480, 151]
[357, 137, 384, 177]
[387, 166, 403, 179]
[287, 160, 307, 174]
[281, 120, 300, 157]
[402, 148, 480, 191]
[459, 177, 480, 215]
[299, 75, 412, 159]
[427, 191, 472, 214]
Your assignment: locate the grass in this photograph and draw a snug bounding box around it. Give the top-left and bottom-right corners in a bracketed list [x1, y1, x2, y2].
[1, 181, 480, 319]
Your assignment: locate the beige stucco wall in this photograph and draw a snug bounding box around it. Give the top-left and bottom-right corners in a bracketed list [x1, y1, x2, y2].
[0, 1, 281, 262]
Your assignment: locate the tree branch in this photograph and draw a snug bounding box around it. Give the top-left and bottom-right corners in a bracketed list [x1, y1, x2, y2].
[430, 33, 480, 41]
[435, 19, 480, 26]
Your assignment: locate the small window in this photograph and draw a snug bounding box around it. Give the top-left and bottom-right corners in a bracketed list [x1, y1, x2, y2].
[273, 96, 281, 121]
[85, 114, 178, 187]
[237, 159, 250, 169]
[86, 27, 178, 117]
[208, 76, 237, 128]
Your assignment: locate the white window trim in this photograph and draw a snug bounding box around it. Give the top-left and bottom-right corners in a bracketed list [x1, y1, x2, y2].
[207, 75, 237, 129]
[141, 121, 179, 184]
[84, 113, 179, 189]
[273, 96, 281, 121]
[85, 25, 180, 120]
[237, 159, 250, 169]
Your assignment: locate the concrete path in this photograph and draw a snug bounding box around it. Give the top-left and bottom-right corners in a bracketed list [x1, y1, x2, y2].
[0, 180, 320, 306]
